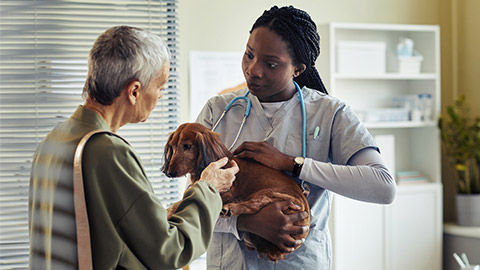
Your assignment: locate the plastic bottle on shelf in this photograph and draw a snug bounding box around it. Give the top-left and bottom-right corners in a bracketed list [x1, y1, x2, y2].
[411, 94, 423, 122]
[422, 93, 432, 121]
[396, 37, 414, 57]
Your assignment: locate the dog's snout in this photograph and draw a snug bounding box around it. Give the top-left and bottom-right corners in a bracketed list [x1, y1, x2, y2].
[162, 165, 177, 178]
[166, 170, 177, 178]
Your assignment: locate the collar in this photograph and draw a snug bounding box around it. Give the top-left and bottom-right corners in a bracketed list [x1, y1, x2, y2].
[71, 105, 111, 131]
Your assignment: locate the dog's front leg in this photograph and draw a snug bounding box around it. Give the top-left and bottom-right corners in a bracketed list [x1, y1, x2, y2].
[221, 191, 298, 217]
[220, 189, 235, 203]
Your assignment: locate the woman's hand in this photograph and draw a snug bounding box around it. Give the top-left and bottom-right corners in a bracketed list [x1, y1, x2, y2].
[237, 201, 309, 252]
[233, 141, 293, 172]
[200, 157, 239, 192]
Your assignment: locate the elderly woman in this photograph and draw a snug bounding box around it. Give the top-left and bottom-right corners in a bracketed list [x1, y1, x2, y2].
[29, 26, 238, 270]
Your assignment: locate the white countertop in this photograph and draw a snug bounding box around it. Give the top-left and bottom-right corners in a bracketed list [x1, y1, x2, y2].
[444, 222, 480, 239]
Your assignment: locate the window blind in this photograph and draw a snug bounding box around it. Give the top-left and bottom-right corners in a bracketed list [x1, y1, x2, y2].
[0, 1, 180, 268]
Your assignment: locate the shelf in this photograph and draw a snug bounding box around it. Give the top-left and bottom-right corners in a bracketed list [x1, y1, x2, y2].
[330, 22, 440, 32]
[396, 182, 442, 192]
[334, 73, 437, 80]
[364, 120, 437, 129]
[444, 222, 480, 239]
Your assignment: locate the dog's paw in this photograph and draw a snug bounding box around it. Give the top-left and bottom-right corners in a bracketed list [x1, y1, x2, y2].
[220, 207, 232, 217]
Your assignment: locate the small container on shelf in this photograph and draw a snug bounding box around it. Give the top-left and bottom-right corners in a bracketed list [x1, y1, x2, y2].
[396, 37, 424, 74]
[396, 170, 429, 185]
[398, 53, 424, 74]
[356, 108, 409, 123]
[337, 41, 386, 75]
[391, 94, 433, 122]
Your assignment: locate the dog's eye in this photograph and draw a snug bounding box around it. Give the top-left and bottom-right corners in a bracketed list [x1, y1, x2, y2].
[183, 144, 192, 150]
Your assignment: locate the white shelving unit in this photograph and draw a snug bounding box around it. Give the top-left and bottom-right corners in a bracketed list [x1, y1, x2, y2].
[319, 22, 441, 183]
[319, 23, 442, 270]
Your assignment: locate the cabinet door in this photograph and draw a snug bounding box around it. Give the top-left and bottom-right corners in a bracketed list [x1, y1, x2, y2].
[331, 184, 442, 270]
[331, 194, 385, 270]
[387, 186, 442, 270]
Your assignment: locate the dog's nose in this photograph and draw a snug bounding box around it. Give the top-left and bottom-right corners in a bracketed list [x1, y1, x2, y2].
[166, 170, 177, 178]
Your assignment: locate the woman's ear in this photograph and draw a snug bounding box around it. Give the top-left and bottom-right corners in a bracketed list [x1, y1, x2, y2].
[126, 81, 142, 105]
[294, 64, 307, 78]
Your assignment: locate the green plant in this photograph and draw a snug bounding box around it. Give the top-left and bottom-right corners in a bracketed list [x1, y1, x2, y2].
[438, 95, 480, 194]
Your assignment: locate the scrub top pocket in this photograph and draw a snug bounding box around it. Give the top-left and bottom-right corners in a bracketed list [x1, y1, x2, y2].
[286, 133, 329, 162]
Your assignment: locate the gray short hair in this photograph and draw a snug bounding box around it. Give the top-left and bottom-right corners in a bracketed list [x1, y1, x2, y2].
[83, 26, 170, 105]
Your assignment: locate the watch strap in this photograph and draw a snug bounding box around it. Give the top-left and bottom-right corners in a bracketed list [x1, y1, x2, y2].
[292, 157, 304, 177]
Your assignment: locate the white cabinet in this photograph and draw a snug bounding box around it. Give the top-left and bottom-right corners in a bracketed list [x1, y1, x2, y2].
[330, 183, 442, 270]
[318, 23, 442, 270]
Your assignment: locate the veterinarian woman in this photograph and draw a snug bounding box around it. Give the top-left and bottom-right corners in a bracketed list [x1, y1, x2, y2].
[196, 6, 396, 270]
[29, 26, 238, 269]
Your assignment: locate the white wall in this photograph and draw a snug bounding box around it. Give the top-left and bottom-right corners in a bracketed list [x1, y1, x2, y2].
[178, 0, 441, 123]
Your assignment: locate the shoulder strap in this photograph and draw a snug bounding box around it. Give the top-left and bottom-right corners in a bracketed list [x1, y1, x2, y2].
[73, 130, 129, 270]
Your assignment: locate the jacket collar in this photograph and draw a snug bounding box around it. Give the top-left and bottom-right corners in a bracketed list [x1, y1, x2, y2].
[71, 105, 111, 131]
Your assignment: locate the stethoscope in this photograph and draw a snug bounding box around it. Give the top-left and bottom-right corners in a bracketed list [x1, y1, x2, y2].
[212, 81, 310, 195]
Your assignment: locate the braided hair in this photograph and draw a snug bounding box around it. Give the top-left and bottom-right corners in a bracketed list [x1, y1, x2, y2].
[251, 5, 328, 94]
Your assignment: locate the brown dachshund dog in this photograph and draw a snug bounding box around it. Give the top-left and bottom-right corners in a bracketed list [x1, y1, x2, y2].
[162, 122, 310, 261]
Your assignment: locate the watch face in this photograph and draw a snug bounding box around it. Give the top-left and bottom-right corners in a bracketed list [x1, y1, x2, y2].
[295, 156, 305, 165]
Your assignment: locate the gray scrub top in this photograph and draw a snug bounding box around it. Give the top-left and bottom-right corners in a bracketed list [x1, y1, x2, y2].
[196, 87, 377, 270]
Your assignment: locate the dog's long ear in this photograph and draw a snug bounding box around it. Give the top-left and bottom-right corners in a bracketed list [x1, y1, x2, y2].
[195, 130, 230, 177]
[161, 131, 175, 174]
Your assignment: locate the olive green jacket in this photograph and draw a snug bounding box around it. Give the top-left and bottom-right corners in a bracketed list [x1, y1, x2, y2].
[29, 105, 222, 269]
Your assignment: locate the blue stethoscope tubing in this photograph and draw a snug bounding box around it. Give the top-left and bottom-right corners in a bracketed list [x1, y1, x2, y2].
[212, 80, 306, 158]
[211, 81, 309, 194]
[211, 93, 252, 151]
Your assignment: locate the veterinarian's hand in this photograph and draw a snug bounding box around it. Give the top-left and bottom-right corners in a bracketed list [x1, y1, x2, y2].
[237, 201, 309, 253]
[200, 157, 239, 192]
[233, 141, 293, 172]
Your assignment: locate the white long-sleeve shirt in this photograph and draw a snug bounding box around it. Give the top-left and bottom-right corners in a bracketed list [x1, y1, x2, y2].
[212, 147, 395, 239]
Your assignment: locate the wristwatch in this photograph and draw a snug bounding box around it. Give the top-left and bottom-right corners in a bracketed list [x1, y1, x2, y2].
[292, 156, 305, 177]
